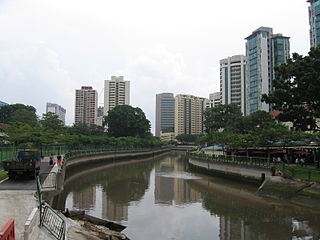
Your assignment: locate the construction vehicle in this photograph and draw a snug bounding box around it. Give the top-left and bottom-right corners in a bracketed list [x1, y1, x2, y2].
[3, 149, 41, 179]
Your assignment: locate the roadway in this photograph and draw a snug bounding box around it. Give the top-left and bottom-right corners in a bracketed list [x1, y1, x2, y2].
[0, 157, 54, 190]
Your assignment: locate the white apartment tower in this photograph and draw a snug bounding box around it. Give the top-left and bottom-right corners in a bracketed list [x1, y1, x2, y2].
[75, 86, 98, 125]
[207, 92, 221, 108]
[174, 94, 208, 136]
[220, 55, 246, 114]
[46, 103, 66, 124]
[104, 76, 130, 116]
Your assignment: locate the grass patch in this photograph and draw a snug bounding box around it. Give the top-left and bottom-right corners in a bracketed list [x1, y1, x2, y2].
[284, 166, 320, 182]
[0, 170, 8, 181]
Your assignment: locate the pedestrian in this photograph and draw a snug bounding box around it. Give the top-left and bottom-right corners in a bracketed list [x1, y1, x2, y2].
[57, 153, 62, 166]
[295, 157, 299, 165]
[49, 153, 54, 166]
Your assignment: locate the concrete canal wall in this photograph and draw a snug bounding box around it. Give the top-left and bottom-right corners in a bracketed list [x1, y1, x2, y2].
[44, 148, 171, 204]
[188, 156, 271, 185]
[188, 155, 320, 211]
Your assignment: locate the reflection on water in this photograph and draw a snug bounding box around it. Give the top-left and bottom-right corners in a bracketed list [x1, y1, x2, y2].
[59, 152, 320, 240]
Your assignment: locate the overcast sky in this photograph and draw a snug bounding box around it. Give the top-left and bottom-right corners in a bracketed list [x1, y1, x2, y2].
[0, 0, 311, 133]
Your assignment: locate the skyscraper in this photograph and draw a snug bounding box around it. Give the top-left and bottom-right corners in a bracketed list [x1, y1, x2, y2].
[245, 27, 290, 115]
[75, 86, 98, 125]
[46, 103, 66, 124]
[104, 76, 130, 116]
[155, 93, 175, 137]
[308, 0, 320, 48]
[220, 55, 246, 114]
[174, 94, 208, 136]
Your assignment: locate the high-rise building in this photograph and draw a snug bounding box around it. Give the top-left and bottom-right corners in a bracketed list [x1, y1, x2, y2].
[75, 86, 98, 125]
[245, 27, 290, 115]
[155, 93, 175, 137]
[0, 101, 8, 107]
[207, 92, 221, 108]
[308, 0, 320, 48]
[220, 55, 246, 114]
[174, 94, 208, 136]
[46, 103, 66, 124]
[104, 76, 130, 116]
[96, 106, 104, 126]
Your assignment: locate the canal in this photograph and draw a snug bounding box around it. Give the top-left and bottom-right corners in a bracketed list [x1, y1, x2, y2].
[57, 152, 320, 240]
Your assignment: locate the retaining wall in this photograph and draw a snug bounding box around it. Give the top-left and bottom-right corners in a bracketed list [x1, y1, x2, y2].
[188, 156, 272, 185]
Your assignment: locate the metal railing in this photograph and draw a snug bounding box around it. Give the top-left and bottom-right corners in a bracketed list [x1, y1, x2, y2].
[188, 152, 275, 168]
[188, 152, 320, 182]
[36, 176, 65, 240]
[40, 172, 57, 189]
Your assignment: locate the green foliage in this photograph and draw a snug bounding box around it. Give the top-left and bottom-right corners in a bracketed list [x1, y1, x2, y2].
[0, 170, 7, 181]
[68, 123, 105, 136]
[204, 104, 242, 133]
[0, 104, 37, 126]
[40, 112, 64, 132]
[175, 134, 200, 144]
[4, 122, 57, 147]
[262, 46, 320, 131]
[105, 105, 151, 138]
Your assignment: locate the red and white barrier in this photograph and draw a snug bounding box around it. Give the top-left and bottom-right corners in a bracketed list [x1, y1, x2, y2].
[0, 219, 15, 240]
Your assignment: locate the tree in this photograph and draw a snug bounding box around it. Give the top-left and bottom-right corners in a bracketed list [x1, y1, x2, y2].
[4, 122, 56, 147]
[68, 123, 105, 136]
[40, 112, 64, 132]
[105, 105, 151, 138]
[0, 104, 37, 126]
[262, 46, 320, 131]
[175, 134, 200, 144]
[204, 104, 243, 133]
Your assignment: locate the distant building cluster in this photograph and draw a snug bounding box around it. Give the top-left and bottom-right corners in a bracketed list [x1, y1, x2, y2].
[155, 1, 319, 140]
[74, 76, 130, 126]
[4, 2, 316, 132]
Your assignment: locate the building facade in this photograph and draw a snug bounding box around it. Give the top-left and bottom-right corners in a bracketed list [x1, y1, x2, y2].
[174, 94, 208, 136]
[207, 92, 221, 108]
[220, 55, 246, 114]
[96, 106, 104, 126]
[0, 101, 8, 107]
[308, 0, 320, 48]
[104, 76, 130, 116]
[46, 103, 66, 124]
[155, 93, 175, 137]
[75, 86, 98, 125]
[245, 27, 290, 115]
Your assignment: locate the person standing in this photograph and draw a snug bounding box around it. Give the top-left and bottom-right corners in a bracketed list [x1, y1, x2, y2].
[57, 154, 62, 166]
[49, 154, 54, 166]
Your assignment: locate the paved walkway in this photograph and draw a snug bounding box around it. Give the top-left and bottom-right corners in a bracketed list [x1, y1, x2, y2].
[0, 156, 54, 240]
[0, 190, 36, 240]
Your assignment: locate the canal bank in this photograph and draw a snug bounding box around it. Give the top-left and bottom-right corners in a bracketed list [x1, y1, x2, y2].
[188, 154, 320, 211]
[39, 147, 171, 239]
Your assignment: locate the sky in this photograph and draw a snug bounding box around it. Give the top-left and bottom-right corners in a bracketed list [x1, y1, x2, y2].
[0, 0, 311, 134]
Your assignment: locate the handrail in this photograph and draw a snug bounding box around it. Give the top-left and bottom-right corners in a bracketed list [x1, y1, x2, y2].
[36, 176, 65, 240]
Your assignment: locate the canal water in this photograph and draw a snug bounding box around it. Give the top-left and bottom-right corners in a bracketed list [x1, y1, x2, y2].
[60, 152, 320, 240]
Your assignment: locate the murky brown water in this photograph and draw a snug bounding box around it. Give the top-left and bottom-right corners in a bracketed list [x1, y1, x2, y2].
[58, 152, 320, 240]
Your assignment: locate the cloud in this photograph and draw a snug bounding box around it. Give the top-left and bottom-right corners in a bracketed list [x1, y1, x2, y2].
[0, 40, 76, 124]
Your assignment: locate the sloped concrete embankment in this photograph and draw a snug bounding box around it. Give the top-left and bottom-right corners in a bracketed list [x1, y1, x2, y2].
[257, 176, 320, 211]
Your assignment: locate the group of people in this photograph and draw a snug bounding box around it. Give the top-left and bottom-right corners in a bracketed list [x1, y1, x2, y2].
[49, 153, 62, 166]
[295, 156, 306, 167]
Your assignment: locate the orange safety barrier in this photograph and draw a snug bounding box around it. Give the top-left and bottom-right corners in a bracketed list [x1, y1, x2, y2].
[0, 219, 15, 240]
